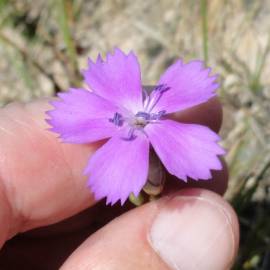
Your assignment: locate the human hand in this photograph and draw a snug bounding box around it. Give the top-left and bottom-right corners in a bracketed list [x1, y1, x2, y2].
[0, 97, 239, 270]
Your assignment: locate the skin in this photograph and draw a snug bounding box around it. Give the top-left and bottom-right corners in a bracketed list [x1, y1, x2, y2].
[0, 97, 239, 269]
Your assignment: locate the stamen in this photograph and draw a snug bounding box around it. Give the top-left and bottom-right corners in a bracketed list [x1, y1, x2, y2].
[144, 84, 170, 113]
[154, 84, 170, 93]
[135, 111, 151, 121]
[109, 112, 124, 126]
[143, 89, 150, 109]
[127, 128, 136, 139]
[122, 128, 137, 141]
[150, 110, 166, 120]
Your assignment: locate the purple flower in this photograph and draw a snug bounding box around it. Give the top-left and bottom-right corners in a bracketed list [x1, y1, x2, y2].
[47, 48, 225, 205]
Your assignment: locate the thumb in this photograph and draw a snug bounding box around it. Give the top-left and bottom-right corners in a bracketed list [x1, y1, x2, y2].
[61, 189, 239, 270]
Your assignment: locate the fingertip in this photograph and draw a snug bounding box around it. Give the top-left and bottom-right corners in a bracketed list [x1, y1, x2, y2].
[168, 97, 222, 133]
[164, 157, 229, 196]
[149, 188, 239, 270]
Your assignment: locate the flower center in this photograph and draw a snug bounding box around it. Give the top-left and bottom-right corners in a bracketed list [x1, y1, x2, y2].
[109, 84, 169, 139]
[109, 110, 165, 129]
[132, 112, 150, 128]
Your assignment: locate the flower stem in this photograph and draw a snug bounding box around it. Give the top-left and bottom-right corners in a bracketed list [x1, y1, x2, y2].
[129, 192, 145, 206]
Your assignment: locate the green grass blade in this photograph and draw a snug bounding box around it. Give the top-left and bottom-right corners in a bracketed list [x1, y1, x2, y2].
[56, 0, 78, 77]
[200, 0, 208, 64]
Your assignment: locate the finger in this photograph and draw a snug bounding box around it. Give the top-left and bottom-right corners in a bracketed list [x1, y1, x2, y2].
[165, 157, 228, 196]
[61, 188, 239, 270]
[0, 97, 222, 244]
[0, 100, 97, 241]
[169, 96, 222, 133]
[0, 203, 134, 269]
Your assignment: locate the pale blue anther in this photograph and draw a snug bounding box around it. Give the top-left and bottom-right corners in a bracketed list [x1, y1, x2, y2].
[109, 112, 124, 127]
[154, 84, 170, 93]
[135, 111, 151, 120]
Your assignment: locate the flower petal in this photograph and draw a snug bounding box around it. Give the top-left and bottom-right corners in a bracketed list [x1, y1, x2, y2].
[145, 120, 225, 181]
[82, 48, 143, 112]
[85, 131, 149, 205]
[47, 88, 120, 143]
[152, 60, 219, 114]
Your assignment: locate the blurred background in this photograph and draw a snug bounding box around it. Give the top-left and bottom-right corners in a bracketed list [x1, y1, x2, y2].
[0, 0, 269, 269]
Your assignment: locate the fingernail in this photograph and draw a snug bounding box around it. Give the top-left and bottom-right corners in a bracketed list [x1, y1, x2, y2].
[149, 193, 236, 270]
